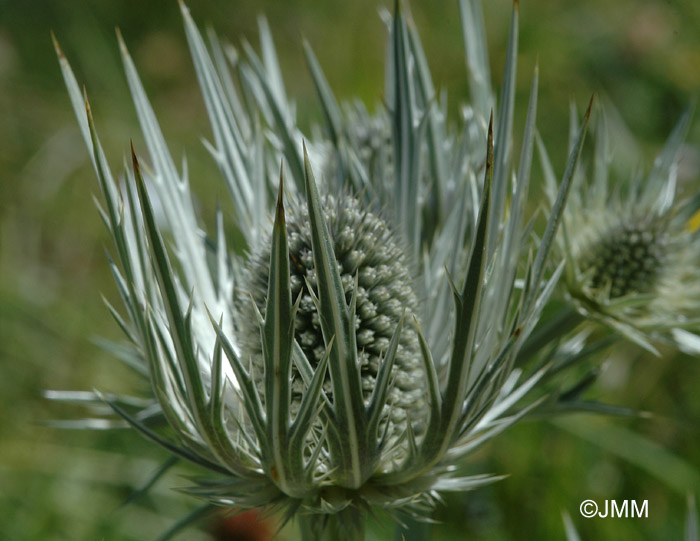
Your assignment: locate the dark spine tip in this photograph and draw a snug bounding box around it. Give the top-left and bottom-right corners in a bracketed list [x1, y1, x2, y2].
[51, 31, 64, 58]
[487, 109, 494, 160]
[483, 109, 494, 192]
[130, 140, 140, 175]
[514, 0, 519, 12]
[301, 140, 314, 202]
[115, 27, 128, 55]
[276, 160, 285, 224]
[585, 94, 595, 120]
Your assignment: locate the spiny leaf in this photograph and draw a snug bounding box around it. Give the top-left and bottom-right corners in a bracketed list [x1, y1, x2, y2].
[132, 146, 207, 419]
[263, 167, 295, 490]
[444, 111, 493, 422]
[527, 95, 593, 314]
[302, 142, 365, 487]
[367, 314, 404, 443]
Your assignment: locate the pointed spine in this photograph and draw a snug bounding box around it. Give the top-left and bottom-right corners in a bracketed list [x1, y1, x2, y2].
[302, 144, 366, 488]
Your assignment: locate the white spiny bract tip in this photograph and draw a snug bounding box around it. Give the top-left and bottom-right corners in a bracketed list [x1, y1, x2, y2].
[50, 31, 64, 59]
[115, 27, 128, 55]
[53, 0, 682, 538]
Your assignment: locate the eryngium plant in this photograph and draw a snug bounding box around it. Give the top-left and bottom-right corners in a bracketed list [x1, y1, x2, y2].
[51, 0, 595, 537]
[539, 103, 700, 355]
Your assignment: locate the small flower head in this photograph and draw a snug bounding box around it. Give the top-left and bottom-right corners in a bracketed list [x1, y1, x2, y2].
[542, 104, 700, 353]
[584, 218, 667, 298]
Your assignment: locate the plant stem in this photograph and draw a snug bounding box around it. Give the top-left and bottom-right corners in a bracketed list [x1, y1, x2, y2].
[297, 509, 366, 541]
[297, 514, 317, 541]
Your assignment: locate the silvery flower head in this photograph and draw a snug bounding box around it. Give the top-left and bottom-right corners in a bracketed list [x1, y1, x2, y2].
[51, 0, 593, 537]
[540, 102, 700, 355]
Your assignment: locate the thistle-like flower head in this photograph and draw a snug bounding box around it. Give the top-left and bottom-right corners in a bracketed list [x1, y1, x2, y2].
[541, 104, 700, 354]
[241, 193, 427, 439]
[51, 0, 594, 537]
[584, 217, 666, 299]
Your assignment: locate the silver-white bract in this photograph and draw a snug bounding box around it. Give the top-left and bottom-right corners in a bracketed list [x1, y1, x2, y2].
[51, 0, 595, 537]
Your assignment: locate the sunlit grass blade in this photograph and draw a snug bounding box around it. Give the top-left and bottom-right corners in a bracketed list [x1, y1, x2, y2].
[562, 511, 582, 541]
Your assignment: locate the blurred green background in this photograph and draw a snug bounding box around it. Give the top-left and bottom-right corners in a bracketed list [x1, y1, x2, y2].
[1, 0, 700, 539]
